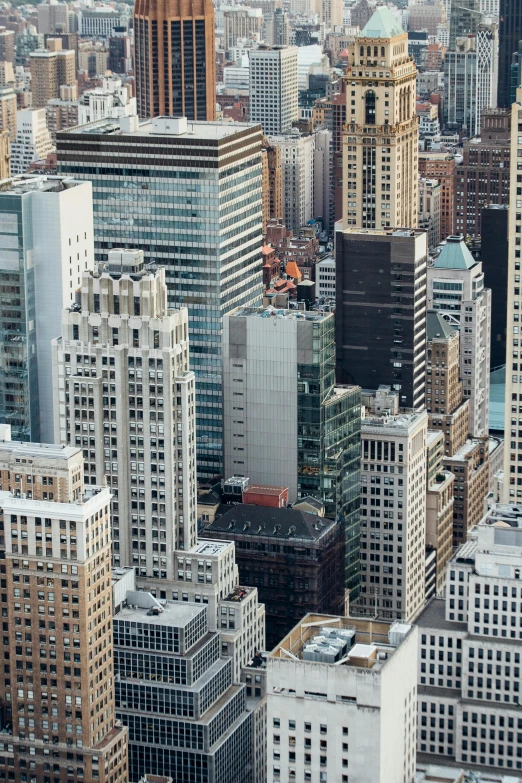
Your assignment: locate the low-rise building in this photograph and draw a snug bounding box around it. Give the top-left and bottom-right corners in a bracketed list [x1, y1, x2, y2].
[201, 504, 346, 650]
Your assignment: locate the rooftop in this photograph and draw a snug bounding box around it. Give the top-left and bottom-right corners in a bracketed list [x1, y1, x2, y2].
[0, 174, 84, 195]
[416, 598, 467, 633]
[243, 485, 288, 497]
[271, 613, 413, 671]
[224, 585, 254, 602]
[443, 438, 485, 462]
[192, 540, 231, 556]
[208, 504, 337, 541]
[431, 235, 476, 270]
[359, 6, 404, 39]
[62, 116, 259, 140]
[427, 310, 457, 341]
[362, 409, 427, 431]
[231, 306, 331, 323]
[115, 601, 205, 629]
[0, 439, 81, 462]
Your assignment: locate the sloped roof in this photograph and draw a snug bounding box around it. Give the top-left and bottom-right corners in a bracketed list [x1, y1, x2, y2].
[432, 236, 476, 270]
[359, 6, 403, 39]
[427, 310, 457, 341]
[285, 260, 302, 280]
[209, 504, 337, 541]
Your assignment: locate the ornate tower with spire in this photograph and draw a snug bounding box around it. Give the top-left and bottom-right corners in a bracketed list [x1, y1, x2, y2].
[342, 7, 418, 230]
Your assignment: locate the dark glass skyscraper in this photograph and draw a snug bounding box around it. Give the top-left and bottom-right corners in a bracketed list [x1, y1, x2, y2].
[133, 0, 216, 120]
[498, 0, 522, 107]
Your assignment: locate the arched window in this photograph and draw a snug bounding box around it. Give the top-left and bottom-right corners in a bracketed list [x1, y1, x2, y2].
[360, 46, 364, 56]
[381, 47, 385, 57]
[374, 46, 378, 57]
[365, 90, 376, 124]
[367, 46, 371, 56]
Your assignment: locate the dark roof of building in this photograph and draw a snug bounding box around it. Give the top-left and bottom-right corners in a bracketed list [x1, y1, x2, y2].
[427, 310, 457, 341]
[197, 489, 221, 507]
[208, 504, 337, 540]
[416, 598, 467, 633]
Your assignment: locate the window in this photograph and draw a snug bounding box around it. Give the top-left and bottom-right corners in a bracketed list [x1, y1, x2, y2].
[365, 90, 376, 124]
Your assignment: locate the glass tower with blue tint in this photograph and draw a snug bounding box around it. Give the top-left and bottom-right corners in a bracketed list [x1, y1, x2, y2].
[56, 117, 264, 478]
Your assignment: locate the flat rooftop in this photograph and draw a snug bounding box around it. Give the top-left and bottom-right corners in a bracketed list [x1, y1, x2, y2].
[444, 439, 484, 461]
[0, 440, 81, 461]
[271, 613, 412, 671]
[192, 540, 232, 556]
[62, 117, 259, 140]
[232, 306, 331, 322]
[115, 601, 205, 629]
[362, 410, 425, 430]
[0, 174, 83, 194]
[416, 598, 467, 633]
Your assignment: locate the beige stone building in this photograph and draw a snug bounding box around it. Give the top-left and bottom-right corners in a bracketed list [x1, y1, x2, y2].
[342, 6, 418, 230]
[425, 310, 470, 458]
[0, 425, 128, 783]
[443, 438, 489, 546]
[0, 86, 17, 141]
[425, 429, 454, 594]
[30, 40, 75, 108]
[52, 249, 197, 580]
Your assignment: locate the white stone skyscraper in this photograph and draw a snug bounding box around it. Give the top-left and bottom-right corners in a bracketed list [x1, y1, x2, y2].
[249, 45, 298, 134]
[427, 235, 491, 438]
[52, 249, 197, 579]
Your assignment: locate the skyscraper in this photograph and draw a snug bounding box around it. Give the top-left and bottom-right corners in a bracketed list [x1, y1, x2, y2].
[249, 46, 298, 135]
[267, 130, 314, 231]
[342, 6, 418, 230]
[133, 0, 216, 120]
[0, 174, 94, 443]
[52, 249, 197, 577]
[503, 87, 522, 502]
[56, 115, 264, 478]
[358, 397, 429, 622]
[335, 227, 427, 409]
[427, 235, 491, 438]
[498, 0, 522, 108]
[0, 426, 128, 783]
[222, 306, 361, 595]
[449, 0, 482, 47]
[30, 39, 75, 108]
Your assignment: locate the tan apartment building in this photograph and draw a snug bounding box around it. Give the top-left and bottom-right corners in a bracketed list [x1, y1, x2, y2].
[0, 424, 128, 783]
[342, 6, 418, 230]
[425, 310, 470, 457]
[425, 429, 454, 594]
[0, 86, 17, 141]
[444, 437, 489, 546]
[418, 151, 456, 240]
[30, 40, 75, 108]
[262, 135, 283, 224]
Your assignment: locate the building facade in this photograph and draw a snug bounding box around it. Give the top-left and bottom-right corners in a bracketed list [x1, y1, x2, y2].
[0, 87, 17, 142]
[335, 227, 427, 409]
[224, 7, 263, 52]
[133, 0, 216, 120]
[427, 235, 491, 438]
[498, 0, 522, 108]
[268, 613, 418, 783]
[52, 249, 197, 579]
[30, 42, 75, 108]
[502, 90, 522, 502]
[454, 108, 510, 239]
[0, 428, 128, 783]
[10, 108, 54, 176]
[249, 46, 299, 135]
[0, 174, 93, 443]
[358, 400, 428, 622]
[267, 131, 314, 232]
[342, 6, 419, 230]
[222, 306, 361, 594]
[56, 115, 264, 479]
[419, 152, 456, 241]
[417, 514, 522, 773]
